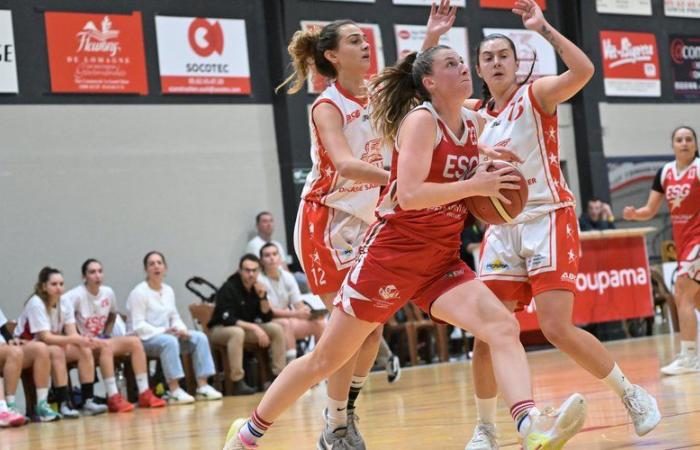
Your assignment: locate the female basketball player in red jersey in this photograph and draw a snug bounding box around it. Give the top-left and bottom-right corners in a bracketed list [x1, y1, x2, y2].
[624, 126, 700, 376]
[277, 5, 456, 449]
[223, 43, 589, 450]
[460, 2, 660, 448]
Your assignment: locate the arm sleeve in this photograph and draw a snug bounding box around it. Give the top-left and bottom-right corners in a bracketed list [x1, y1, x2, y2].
[651, 168, 664, 193]
[108, 288, 118, 313]
[60, 298, 75, 325]
[210, 281, 239, 327]
[127, 290, 166, 339]
[27, 301, 51, 334]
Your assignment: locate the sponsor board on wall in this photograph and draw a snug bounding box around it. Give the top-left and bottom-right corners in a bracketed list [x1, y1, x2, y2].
[393, 0, 465, 6]
[0, 10, 18, 93]
[665, 0, 700, 18]
[482, 28, 557, 82]
[300, 21, 384, 94]
[480, 0, 546, 9]
[516, 235, 654, 331]
[670, 34, 700, 99]
[394, 24, 470, 73]
[596, 0, 652, 15]
[600, 30, 660, 97]
[155, 16, 251, 95]
[44, 11, 148, 94]
[317, 0, 375, 2]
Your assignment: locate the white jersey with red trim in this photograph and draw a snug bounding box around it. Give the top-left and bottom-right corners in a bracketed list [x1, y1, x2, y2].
[658, 158, 700, 252]
[301, 82, 384, 225]
[478, 84, 574, 223]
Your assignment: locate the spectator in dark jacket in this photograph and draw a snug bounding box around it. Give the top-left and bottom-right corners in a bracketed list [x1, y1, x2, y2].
[579, 198, 616, 231]
[208, 254, 286, 395]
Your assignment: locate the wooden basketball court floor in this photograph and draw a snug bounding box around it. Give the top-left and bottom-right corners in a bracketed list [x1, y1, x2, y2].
[3, 334, 699, 450]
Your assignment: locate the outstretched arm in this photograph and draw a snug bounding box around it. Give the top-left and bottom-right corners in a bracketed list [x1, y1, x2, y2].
[515, 0, 594, 114]
[421, 0, 457, 50]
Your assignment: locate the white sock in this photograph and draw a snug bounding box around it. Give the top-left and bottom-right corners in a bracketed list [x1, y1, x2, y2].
[516, 407, 539, 437]
[6, 395, 15, 406]
[136, 373, 149, 394]
[105, 377, 119, 397]
[36, 388, 49, 403]
[681, 340, 697, 356]
[285, 349, 297, 362]
[0, 400, 7, 413]
[476, 396, 498, 424]
[326, 397, 348, 430]
[602, 363, 633, 397]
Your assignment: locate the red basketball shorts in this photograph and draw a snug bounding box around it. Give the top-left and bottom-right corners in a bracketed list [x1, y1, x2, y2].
[334, 220, 477, 323]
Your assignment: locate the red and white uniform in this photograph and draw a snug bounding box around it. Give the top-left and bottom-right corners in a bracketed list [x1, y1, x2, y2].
[294, 82, 384, 295]
[653, 157, 700, 281]
[63, 285, 117, 338]
[477, 84, 579, 307]
[335, 103, 480, 323]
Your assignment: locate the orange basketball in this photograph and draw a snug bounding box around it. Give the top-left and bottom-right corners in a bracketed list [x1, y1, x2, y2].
[463, 161, 529, 225]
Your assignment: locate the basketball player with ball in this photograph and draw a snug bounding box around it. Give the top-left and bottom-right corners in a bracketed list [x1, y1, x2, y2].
[223, 21, 593, 445]
[452, 1, 662, 448]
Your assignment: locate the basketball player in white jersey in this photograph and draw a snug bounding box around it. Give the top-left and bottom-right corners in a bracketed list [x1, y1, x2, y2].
[624, 126, 700, 376]
[454, 1, 661, 448]
[275, 5, 457, 448]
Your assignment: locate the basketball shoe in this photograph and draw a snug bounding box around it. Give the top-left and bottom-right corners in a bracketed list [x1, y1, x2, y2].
[522, 393, 587, 450]
[465, 421, 498, 450]
[621, 385, 661, 436]
[660, 353, 700, 376]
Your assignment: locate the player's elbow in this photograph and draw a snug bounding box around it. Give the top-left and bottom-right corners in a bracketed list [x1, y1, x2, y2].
[397, 190, 419, 210]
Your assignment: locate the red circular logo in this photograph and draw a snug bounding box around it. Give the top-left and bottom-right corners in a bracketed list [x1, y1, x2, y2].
[399, 30, 410, 40]
[671, 38, 685, 65]
[188, 18, 224, 57]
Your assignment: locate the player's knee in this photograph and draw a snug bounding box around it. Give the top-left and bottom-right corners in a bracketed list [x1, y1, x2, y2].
[306, 348, 344, 379]
[484, 315, 520, 347]
[539, 317, 571, 345]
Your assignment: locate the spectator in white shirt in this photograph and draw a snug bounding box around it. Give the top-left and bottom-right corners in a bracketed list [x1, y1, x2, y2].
[246, 211, 310, 293]
[258, 243, 325, 362]
[246, 212, 290, 268]
[63, 259, 166, 413]
[126, 251, 221, 404]
[15, 267, 106, 418]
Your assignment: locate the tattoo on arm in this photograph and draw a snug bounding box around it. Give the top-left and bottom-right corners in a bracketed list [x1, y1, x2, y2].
[540, 25, 563, 55]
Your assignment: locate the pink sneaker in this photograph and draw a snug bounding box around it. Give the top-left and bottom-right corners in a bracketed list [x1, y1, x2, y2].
[0, 409, 27, 427]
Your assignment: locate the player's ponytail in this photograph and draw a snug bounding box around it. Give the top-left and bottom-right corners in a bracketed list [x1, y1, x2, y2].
[276, 20, 355, 94]
[370, 46, 447, 144]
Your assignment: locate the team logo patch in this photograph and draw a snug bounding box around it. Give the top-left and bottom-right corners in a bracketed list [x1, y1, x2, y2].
[486, 260, 509, 271]
[379, 285, 400, 301]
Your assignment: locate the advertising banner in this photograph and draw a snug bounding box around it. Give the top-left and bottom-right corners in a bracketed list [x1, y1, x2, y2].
[480, 0, 546, 9]
[155, 16, 251, 95]
[596, 0, 652, 15]
[665, 0, 700, 18]
[600, 30, 660, 97]
[394, 0, 465, 6]
[670, 34, 700, 99]
[517, 236, 654, 331]
[0, 10, 18, 93]
[44, 11, 148, 94]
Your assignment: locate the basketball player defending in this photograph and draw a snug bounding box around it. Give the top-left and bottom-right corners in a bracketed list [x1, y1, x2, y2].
[224, 43, 589, 450]
[455, 2, 661, 448]
[624, 126, 700, 376]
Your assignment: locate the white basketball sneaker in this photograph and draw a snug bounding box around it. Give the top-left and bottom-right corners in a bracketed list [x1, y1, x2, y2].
[660, 354, 700, 376]
[621, 385, 661, 436]
[465, 421, 498, 450]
